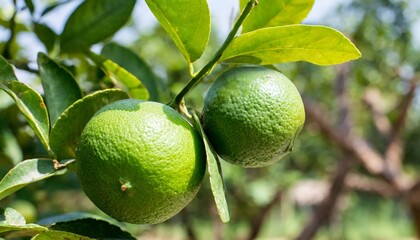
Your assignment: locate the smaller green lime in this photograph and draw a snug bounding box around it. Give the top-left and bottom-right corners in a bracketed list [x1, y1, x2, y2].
[76, 99, 206, 224]
[202, 66, 305, 168]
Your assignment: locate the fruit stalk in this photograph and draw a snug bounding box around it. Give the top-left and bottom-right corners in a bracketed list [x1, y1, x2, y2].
[169, 0, 258, 110]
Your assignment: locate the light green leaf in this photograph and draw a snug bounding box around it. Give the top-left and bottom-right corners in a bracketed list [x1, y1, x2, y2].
[191, 114, 230, 223]
[0, 208, 47, 238]
[221, 25, 362, 66]
[50, 89, 128, 160]
[240, 0, 314, 33]
[60, 0, 136, 53]
[32, 230, 93, 240]
[102, 43, 160, 101]
[87, 51, 149, 100]
[0, 159, 74, 201]
[145, 0, 210, 62]
[0, 56, 52, 156]
[38, 53, 82, 125]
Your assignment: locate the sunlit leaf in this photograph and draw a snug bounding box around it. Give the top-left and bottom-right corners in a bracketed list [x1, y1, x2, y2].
[221, 25, 362, 66]
[0, 123, 23, 165]
[49, 89, 128, 159]
[0, 56, 52, 155]
[145, 0, 210, 62]
[0, 159, 74, 201]
[32, 230, 93, 240]
[102, 42, 160, 101]
[60, 0, 136, 53]
[191, 114, 230, 223]
[37, 53, 82, 125]
[240, 0, 314, 32]
[87, 51, 149, 100]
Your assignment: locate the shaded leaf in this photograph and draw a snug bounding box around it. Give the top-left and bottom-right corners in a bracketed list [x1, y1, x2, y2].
[60, 0, 136, 53]
[32, 230, 92, 240]
[102, 42, 160, 101]
[87, 51, 149, 100]
[145, 0, 210, 62]
[240, 0, 314, 33]
[0, 123, 23, 165]
[37, 53, 82, 124]
[221, 25, 362, 66]
[50, 218, 135, 239]
[24, 0, 35, 15]
[34, 23, 58, 53]
[49, 89, 128, 159]
[0, 159, 74, 201]
[41, 0, 73, 17]
[0, 208, 46, 237]
[0, 56, 52, 155]
[191, 114, 230, 222]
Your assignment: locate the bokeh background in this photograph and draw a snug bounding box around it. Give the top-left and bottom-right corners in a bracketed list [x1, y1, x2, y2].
[1, 0, 420, 239]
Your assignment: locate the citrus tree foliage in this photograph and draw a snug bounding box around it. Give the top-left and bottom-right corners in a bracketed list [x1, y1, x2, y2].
[0, 0, 361, 238]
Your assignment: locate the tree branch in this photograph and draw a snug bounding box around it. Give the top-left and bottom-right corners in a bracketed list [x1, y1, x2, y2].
[362, 88, 392, 137]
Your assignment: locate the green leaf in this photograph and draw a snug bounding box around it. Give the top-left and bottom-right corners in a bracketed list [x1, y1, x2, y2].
[0, 159, 74, 201]
[50, 89, 128, 159]
[87, 51, 149, 100]
[41, 0, 73, 17]
[191, 114, 230, 223]
[49, 218, 135, 239]
[34, 23, 58, 53]
[37, 53, 82, 125]
[240, 0, 314, 33]
[0, 56, 52, 156]
[24, 0, 35, 15]
[102, 42, 160, 101]
[32, 230, 93, 240]
[145, 0, 210, 62]
[60, 0, 136, 53]
[0, 123, 23, 165]
[0, 208, 47, 237]
[221, 25, 362, 66]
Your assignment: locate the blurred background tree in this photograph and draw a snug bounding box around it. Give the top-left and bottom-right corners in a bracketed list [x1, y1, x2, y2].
[0, 0, 419, 239]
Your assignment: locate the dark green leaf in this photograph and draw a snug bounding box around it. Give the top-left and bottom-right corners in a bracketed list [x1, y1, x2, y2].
[102, 42, 160, 101]
[145, 0, 210, 62]
[221, 25, 362, 66]
[24, 0, 35, 15]
[41, 0, 73, 17]
[240, 0, 314, 33]
[32, 230, 93, 240]
[37, 53, 82, 125]
[0, 56, 52, 155]
[60, 0, 136, 53]
[0, 208, 47, 237]
[191, 114, 230, 223]
[34, 23, 58, 53]
[87, 51, 149, 100]
[0, 159, 74, 201]
[49, 89, 128, 159]
[50, 218, 135, 239]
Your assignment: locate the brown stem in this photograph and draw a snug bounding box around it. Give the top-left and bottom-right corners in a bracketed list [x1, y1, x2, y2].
[345, 173, 398, 197]
[296, 64, 353, 240]
[362, 88, 392, 137]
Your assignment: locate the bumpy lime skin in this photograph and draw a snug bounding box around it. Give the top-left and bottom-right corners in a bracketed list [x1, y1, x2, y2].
[202, 66, 305, 168]
[76, 100, 206, 224]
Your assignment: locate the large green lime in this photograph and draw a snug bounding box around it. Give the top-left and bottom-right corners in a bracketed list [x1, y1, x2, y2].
[76, 99, 206, 224]
[202, 66, 305, 168]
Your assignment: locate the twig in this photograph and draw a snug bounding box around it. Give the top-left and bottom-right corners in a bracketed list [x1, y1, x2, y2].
[383, 78, 417, 185]
[345, 173, 398, 197]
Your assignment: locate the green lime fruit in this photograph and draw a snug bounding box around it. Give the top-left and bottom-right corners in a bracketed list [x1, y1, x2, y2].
[76, 99, 206, 224]
[202, 66, 305, 168]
